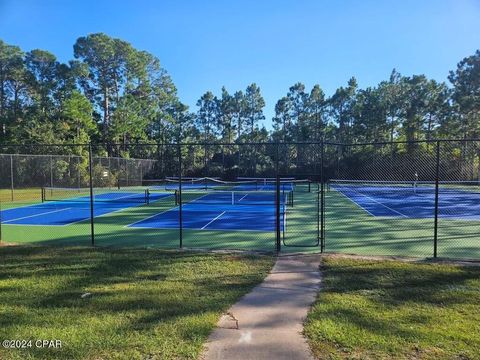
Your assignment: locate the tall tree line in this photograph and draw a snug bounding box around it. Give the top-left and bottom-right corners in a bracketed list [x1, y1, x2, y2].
[0, 34, 189, 156]
[0, 34, 479, 153]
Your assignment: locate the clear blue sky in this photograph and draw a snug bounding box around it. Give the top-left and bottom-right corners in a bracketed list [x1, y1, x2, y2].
[1, 0, 479, 127]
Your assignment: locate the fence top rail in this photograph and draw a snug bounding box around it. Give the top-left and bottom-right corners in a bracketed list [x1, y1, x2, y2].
[1, 138, 480, 148]
[325, 139, 480, 147]
[0, 153, 158, 162]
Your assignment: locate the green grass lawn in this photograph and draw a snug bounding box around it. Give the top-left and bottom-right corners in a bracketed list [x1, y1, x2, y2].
[0, 188, 42, 203]
[305, 256, 480, 360]
[0, 246, 274, 360]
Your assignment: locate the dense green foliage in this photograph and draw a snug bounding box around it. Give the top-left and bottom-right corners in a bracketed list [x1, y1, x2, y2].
[1, 34, 479, 154]
[305, 257, 480, 359]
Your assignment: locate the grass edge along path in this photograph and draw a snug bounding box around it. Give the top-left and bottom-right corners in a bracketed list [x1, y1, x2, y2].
[304, 256, 480, 360]
[0, 246, 274, 360]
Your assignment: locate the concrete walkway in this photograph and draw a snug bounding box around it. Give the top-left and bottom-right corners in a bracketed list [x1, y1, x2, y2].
[202, 254, 321, 360]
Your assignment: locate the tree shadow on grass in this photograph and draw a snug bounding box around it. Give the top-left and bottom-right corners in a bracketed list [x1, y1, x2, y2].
[0, 246, 272, 336]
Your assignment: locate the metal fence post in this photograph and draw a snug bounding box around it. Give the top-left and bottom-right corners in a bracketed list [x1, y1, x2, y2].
[10, 154, 14, 202]
[0, 200, 3, 242]
[433, 141, 440, 258]
[178, 145, 183, 248]
[108, 157, 111, 188]
[275, 143, 281, 252]
[77, 156, 81, 189]
[320, 139, 325, 252]
[88, 144, 95, 246]
[125, 158, 129, 186]
[276, 174, 281, 253]
[50, 155, 54, 188]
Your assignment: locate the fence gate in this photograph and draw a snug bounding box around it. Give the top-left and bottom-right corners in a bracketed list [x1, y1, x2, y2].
[277, 142, 323, 248]
[279, 175, 321, 248]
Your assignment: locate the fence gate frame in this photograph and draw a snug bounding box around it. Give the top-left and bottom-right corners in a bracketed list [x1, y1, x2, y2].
[277, 170, 324, 249]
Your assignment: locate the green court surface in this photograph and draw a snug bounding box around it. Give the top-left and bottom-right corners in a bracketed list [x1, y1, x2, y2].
[1, 186, 479, 259]
[324, 190, 480, 259]
[0, 187, 289, 251]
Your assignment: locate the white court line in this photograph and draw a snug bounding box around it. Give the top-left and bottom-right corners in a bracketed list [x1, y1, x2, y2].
[333, 187, 408, 218]
[0, 201, 45, 211]
[238, 193, 248, 202]
[201, 211, 226, 229]
[3, 193, 173, 227]
[354, 191, 409, 218]
[189, 192, 219, 203]
[126, 205, 179, 227]
[32, 195, 172, 226]
[126, 192, 212, 228]
[331, 188, 376, 216]
[2, 207, 72, 224]
[2, 223, 72, 227]
[126, 192, 275, 230]
[42, 193, 174, 226]
[43, 190, 143, 205]
[97, 192, 145, 202]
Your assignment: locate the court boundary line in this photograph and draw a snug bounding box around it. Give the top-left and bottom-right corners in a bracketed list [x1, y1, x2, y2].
[332, 186, 409, 218]
[238, 193, 248, 202]
[331, 187, 480, 220]
[42, 191, 145, 204]
[354, 190, 409, 218]
[95, 192, 148, 202]
[2, 207, 73, 224]
[0, 200, 46, 211]
[1, 223, 74, 227]
[2, 192, 174, 227]
[331, 187, 376, 216]
[127, 205, 281, 232]
[126, 192, 284, 231]
[126, 207, 280, 229]
[201, 211, 226, 229]
[68, 193, 175, 226]
[126, 204, 179, 228]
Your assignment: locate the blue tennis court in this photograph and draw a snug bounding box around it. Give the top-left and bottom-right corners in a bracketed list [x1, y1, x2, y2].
[129, 191, 287, 231]
[1, 192, 171, 226]
[332, 183, 480, 220]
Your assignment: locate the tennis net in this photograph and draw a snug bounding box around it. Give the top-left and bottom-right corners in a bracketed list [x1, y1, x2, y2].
[144, 177, 258, 191]
[139, 177, 312, 192]
[237, 177, 296, 184]
[42, 187, 149, 204]
[173, 189, 294, 206]
[252, 179, 312, 192]
[236, 178, 312, 192]
[329, 179, 480, 195]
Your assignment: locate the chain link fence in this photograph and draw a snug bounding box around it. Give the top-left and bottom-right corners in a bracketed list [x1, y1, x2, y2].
[0, 150, 156, 202]
[0, 140, 479, 259]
